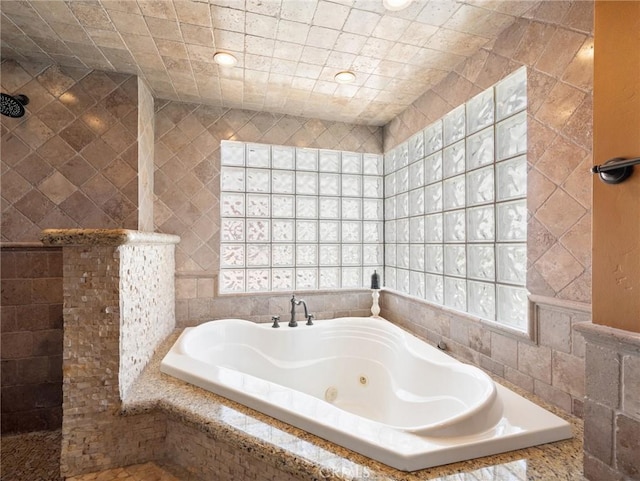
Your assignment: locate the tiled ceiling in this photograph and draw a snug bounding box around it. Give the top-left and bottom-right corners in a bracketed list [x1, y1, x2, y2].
[0, 0, 539, 126]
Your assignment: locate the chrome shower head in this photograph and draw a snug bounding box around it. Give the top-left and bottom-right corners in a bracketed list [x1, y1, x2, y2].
[1, 93, 29, 118]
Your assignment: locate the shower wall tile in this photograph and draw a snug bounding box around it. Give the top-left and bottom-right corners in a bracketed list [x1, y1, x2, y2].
[1, 59, 141, 241]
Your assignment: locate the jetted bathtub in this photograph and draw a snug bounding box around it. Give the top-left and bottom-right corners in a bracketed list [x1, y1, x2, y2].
[160, 317, 572, 471]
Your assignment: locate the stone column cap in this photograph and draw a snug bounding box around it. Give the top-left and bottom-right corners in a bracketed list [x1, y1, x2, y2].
[575, 322, 640, 355]
[40, 229, 181, 247]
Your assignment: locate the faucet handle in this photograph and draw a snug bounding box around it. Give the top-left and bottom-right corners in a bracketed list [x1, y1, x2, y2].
[306, 314, 314, 326]
[271, 315, 280, 328]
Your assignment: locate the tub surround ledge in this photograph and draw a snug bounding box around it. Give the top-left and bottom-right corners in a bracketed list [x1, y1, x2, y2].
[41, 228, 180, 247]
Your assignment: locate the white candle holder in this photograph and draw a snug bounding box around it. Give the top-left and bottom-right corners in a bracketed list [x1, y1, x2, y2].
[371, 289, 380, 317]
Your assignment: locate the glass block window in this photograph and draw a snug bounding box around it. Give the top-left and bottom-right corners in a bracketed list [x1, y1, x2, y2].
[220, 142, 384, 293]
[384, 67, 528, 332]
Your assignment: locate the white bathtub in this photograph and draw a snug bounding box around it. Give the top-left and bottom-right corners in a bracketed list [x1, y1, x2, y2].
[160, 317, 571, 471]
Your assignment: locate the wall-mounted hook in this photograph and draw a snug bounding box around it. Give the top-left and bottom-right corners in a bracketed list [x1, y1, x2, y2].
[591, 157, 640, 184]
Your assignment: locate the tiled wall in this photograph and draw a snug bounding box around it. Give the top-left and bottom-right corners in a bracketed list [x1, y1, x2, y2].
[153, 100, 382, 324]
[0, 59, 140, 240]
[0, 246, 63, 433]
[137, 78, 155, 232]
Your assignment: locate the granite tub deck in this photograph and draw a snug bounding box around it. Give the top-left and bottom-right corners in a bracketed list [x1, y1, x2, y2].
[122, 330, 585, 481]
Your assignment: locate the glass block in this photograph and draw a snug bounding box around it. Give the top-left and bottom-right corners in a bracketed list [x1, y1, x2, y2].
[385, 243, 396, 267]
[466, 89, 494, 135]
[319, 197, 340, 219]
[342, 267, 361, 289]
[468, 281, 495, 320]
[220, 269, 244, 293]
[272, 146, 294, 170]
[424, 182, 443, 213]
[296, 148, 318, 171]
[363, 154, 383, 175]
[246, 219, 270, 242]
[272, 268, 294, 290]
[396, 268, 410, 293]
[409, 131, 425, 162]
[443, 175, 465, 210]
[296, 268, 318, 290]
[496, 200, 526, 241]
[410, 245, 425, 271]
[444, 210, 466, 242]
[246, 244, 270, 267]
[444, 277, 467, 311]
[443, 105, 465, 146]
[296, 244, 317, 265]
[466, 127, 494, 170]
[296, 196, 318, 218]
[467, 166, 494, 206]
[397, 167, 409, 193]
[221, 219, 244, 241]
[296, 220, 317, 242]
[342, 244, 361, 265]
[221, 192, 244, 217]
[467, 244, 495, 280]
[221, 244, 244, 267]
[424, 214, 443, 243]
[398, 142, 409, 168]
[385, 172, 396, 197]
[319, 173, 340, 196]
[409, 159, 425, 190]
[443, 141, 465, 178]
[319, 244, 340, 266]
[319, 267, 340, 289]
[342, 198, 362, 220]
[424, 120, 443, 156]
[363, 244, 383, 265]
[384, 148, 396, 176]
[424, 152, 443, 185]
[272, 170, 294, 194]
[409, 188, 425, 216]
[363, 222, 383, 243]
[221, 167, 245, 192]
[221, 141, 244, 166]
[386, 267, 397, 290]
[409, 216, 425, 243]
[397, 192, 409, 218]
[410, 271, 426, 299]
[246, 169, 270, 193]
[496, 66, 527, 121]
[496, 155, 527, 201]
[496, 285, 528, 330]
[396, 218, 409, 242]
[246, 194, 270, 217]
[425, 245, 443, 274]
[385, 197, 396, 220]
[342, 175, 362, 197]
[272, 244, 294, 266]
[342, 152, 362, 173]
[319, 220, 340, 242]
[385, 220, 396, 243]
[296, 171, 318, 195]
[246, 143, 270, 168]
[497, 243, 527, 285]
[363, 199, 383, 220]
[397, 245, 410, 269]
[425, 274, 444, 304]
[496, 111, 527, 161]
[363, 176, 383, 198]
[444, 245, 466, 277]
[247, 269, 269, 292]
[342, 221, 361, 243]
[272, 195, 294, 217]
[319, 150, 340, 172]
[467, 205, 495, 242]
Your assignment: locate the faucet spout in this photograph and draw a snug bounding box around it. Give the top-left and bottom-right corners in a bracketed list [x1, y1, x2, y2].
[290, 294, 312, 327]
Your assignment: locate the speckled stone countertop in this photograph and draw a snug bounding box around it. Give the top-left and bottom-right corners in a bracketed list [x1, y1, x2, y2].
[40, 228, 180, 246]
[123, 330, 585, 481]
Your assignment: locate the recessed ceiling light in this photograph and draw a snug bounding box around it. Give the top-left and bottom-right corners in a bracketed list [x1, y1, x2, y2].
[382, 0, 413, 11]
[213, 52, 237, 66]
[335, 71, 356, 84]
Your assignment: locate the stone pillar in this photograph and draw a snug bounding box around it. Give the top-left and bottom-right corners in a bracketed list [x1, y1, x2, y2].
[41, 229, 179, 477]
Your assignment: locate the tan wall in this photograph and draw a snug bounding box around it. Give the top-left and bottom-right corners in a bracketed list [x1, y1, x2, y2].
[592, 1, 640, 333]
